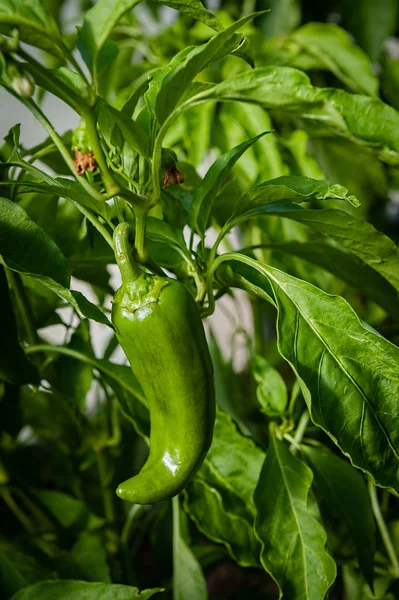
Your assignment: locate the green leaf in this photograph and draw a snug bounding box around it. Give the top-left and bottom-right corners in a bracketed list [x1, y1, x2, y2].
[3, 179, 112, 223]
[0, 266, 39, 385]
[35, 490, 90, 530]
[263, 241, 399, 318]
[77, 0, 141, 71]
[20, 62, 91, 110]
[20, 387, 81, 449]
[236, 256, 399, 493]
[98, 360, 149, 438]
[0, 544, 56, 600]
[254, 428, 336, 599]
[220, 103, 285, 181]
[199, 66, 399, 162]
[97, 99, 150, 158]
[252, 355, 287, 417]
[256, 0, 301, 37]
[10, 580, 163, 600]
[173, 498, 207, 600]
[237, 175, 359, 216]
[0, 196, 70, 288]
[190, 132, 270, 237]
[255, 206, 399, 293]
[68, 532, 111, 583]
[55, 321, 93, 410]
[151, 0, 223, 32]
[340, 0, 398, 62]
[303, 445, 375, 588]
[185, 410, 264, 566]
[279, 23, 379, 97]
[155, 12, 265, 124]
[0, 0, 66, 59]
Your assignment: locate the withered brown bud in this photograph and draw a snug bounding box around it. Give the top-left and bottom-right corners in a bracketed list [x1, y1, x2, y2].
[163, 166, 185, 189]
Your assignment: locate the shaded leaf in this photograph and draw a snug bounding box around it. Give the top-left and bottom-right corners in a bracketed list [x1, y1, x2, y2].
[10, 580, 163, 599]
[78, 0, 141, 70]
[173, 498, 207, 600]
[263, 240, 399, 318]
[303, 444, 375, 588]
[0, 266, 39, 384]
[235, 256, 399, 493]
[254, 428, 336, 599]
[255, 205, 399, 293]
[340, 0, 398, 62]
[198, 66, 399, 162]
[97, 99, 150, 158]
[0, 0, 66, 59]
[185, 410, 264, 566]
[152, 0, 223, 32]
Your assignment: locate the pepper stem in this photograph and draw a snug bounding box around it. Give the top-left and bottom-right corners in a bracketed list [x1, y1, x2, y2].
[113, 222, 144, 283]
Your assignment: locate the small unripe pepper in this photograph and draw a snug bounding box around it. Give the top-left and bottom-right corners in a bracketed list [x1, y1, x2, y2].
[112, 222, 215, 504]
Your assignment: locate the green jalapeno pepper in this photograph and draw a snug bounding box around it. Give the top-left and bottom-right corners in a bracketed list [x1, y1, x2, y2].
[112, 222, 215, 504]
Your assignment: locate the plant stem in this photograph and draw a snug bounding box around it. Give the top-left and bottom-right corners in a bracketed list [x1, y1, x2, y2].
[81, 108, 120, 196]
[368, 477, 399, 578]
[25, 344, 147, 404]
[289, 412, 309, 454]
[172, 495, 180, 600]
[1, 489, 34, 532]
[134, 207, 148, 263]
[6, 269, 37, 346]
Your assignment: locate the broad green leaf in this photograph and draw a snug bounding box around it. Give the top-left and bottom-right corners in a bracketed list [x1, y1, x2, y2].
[190, 133, 269, 237]
[237, 175, 359, 216]
[0, 198, 112, 326]
[274, 23, 379, 97]
[21, 62, 90, 110]
[198, 66, 399, 162]
[255, 205, 399, 293]
[152, 0, 223, 32]
[0, 266, 39, 384]
[173, 498, 207, 600]
[155, 12, 265, 123]
[78, 0, 141, 71]
[254, 429, 336, 599]
[340, 0, 398, 62]
[0, 196, 70, 288]
[0, 0, 66, 59]
[185, 410, 264, 566]
[252, 355, 287, 417]
[35, 490, 90, 530]
[263, 241, 399, 318]
[310, 137, 387, 210]
[256, 0, 301, 37]
[97, 99, 150, 158]
[303, 445, 375, 588]
[239, 257, 399, 492]
[10, 580, 163, 600]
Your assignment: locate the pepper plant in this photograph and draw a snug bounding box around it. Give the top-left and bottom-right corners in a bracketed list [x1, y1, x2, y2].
[1, 0, 399, 599]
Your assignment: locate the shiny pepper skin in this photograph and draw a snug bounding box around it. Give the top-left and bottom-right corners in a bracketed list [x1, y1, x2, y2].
[112, 222, 215, 504]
